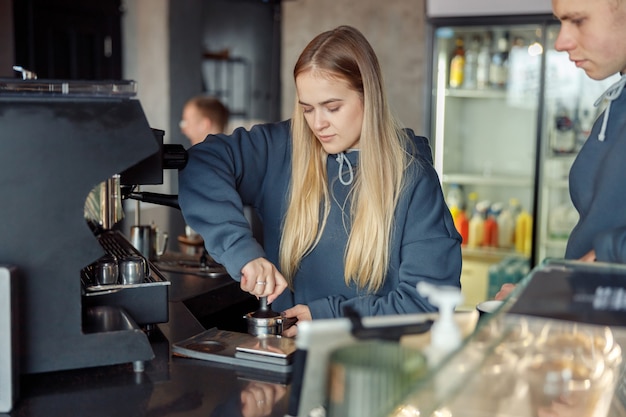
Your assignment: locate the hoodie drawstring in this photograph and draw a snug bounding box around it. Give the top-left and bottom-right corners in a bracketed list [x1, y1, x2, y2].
[335, 152, 354, 185]
[594, 74, 626, 142]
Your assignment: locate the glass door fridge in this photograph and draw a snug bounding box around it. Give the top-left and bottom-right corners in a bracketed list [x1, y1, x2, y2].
[426, 13, 618, 308]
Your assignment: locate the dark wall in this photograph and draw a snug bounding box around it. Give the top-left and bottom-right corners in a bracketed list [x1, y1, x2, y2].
[201, 0, 281, 124]
[12, 0, 122, 80]
[0, 0, 14, 77]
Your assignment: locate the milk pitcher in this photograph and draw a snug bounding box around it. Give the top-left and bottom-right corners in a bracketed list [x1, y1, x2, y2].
[130, 223, 168, 261]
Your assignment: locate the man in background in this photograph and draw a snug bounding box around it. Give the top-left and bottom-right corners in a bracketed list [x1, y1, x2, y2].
[180, 95, 230, 146]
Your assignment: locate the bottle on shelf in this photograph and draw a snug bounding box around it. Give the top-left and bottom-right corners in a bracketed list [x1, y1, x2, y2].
[463, 35, 480, 89]
[449, 36, 466, 89]
[576, 105, 597, 151]
[550, 103, 577, 154]
[548, 203, 579, 239]
[483, 203, 500, 247]
[467, 192, 479, 216]
[455, 209, 469, 246]
[515, 207, 533, 257]
[489, 31, 510, 89]
[446, 184, 465, 213]
[496, 203, 515, 249]
[476, 32, 492, 89]
[468, 200, 489, 248]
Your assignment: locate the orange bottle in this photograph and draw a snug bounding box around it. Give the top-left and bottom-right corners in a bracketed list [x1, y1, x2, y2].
[483, 212, 499, 247]
[454, 210, 469, 245]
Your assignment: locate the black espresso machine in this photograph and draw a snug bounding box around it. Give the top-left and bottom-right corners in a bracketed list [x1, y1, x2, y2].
[0, 78, 185, 375]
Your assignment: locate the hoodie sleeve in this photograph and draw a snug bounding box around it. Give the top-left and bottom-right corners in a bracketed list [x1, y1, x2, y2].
[178, 121, 290, 280]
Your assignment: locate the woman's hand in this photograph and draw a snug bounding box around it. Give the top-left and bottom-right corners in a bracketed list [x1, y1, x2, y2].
[495, 283, 517, 301]
[578, 249, 596, 262]
[240, 258, 288, 304]
[280, 304, 312, 338]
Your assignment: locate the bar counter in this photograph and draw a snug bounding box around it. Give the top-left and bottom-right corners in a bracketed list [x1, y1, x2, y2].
[6, 254, 290, 417]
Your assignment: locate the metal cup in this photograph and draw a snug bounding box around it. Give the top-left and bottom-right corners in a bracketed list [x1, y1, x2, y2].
[130, 225, 168, 261]
[119, 255, 147, 285]
[94, 255, 118, 285]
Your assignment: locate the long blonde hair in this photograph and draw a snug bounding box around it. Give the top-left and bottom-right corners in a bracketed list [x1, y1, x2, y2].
[279, 25, 411, 292]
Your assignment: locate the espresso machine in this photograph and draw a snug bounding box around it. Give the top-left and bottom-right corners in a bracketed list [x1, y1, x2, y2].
[0, 78, 182, 375]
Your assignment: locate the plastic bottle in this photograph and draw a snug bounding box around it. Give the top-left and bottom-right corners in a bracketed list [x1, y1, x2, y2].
[497, 205, 515, 249]
[476, 32, 492, 89]
[466, 192, 479, 217]
[489, 31, 509, 89]
[515, 209, 533, 256]
[550, 103, 576, 154]
[446, 184, 465, 217]
[449, 37, 466, 88]
[483, 204, 500, 247]
[455, 209, 469, 246]
[468, 200, 488, 248]
[576, 106, 596, 151]
[463, 35, 480, 89]
[415, 281, 463, 364]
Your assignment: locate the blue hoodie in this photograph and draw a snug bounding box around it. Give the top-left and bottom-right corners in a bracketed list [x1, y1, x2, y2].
[178, 120, 462, 319]
[566, 75, 626, 262]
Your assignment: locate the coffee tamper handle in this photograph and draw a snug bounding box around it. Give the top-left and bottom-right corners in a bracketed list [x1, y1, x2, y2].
[259, 296, 269, 312]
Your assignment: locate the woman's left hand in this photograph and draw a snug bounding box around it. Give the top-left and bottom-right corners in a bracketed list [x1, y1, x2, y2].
[280, 304, 311, 338]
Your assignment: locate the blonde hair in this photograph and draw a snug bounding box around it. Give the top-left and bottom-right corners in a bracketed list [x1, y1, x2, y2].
[279, 26, 411, 292]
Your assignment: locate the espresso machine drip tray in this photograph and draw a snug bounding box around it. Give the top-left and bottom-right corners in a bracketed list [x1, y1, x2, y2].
[81, 230, 170, 326]
[153, 252, 228, 278]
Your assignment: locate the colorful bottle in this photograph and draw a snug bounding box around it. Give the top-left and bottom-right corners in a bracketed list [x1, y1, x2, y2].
[449, 37, 466, 88]
[483, 204, 500, 247]
[468, 200, 488, 248]
[454, 209, 469, 246]
[496, 206, 515, 249]
[515, 209, 533, 256]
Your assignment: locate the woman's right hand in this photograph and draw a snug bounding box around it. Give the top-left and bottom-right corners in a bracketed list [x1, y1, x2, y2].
[240, 257, 288, 304]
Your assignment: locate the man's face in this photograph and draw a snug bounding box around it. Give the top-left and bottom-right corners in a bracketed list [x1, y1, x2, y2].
[180, 104, 208, 146]
[553, 0, 626, 80]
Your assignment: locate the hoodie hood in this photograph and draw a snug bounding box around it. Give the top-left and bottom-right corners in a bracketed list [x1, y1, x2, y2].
[594, 74, 626, 141]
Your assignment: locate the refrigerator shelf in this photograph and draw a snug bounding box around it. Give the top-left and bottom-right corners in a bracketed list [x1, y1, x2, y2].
[443, 88, 508, 99]
[442, 173, 533, 187]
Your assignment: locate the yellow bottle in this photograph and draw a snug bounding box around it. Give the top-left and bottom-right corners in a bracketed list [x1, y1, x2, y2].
[515, 210, 533, 257]
[449, 37, 466, 88]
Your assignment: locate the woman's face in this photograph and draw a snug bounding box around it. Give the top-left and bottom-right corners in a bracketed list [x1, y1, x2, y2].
[295, 70, 364, 154]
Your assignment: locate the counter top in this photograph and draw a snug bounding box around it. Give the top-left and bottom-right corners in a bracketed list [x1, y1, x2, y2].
[5, 252, 287, 417]
[7, 301, 290, 417]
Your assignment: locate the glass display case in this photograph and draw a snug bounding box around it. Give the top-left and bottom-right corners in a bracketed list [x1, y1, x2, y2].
[389, 260, 626, 417]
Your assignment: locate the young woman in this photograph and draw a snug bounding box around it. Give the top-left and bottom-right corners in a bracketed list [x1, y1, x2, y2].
[178, 25, 461, 336]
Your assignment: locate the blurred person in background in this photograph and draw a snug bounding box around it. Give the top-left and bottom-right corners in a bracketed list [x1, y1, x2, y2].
[180, 95, 230, 146]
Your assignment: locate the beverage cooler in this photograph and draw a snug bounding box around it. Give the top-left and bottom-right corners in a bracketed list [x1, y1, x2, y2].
[425, 0, 619, 308]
